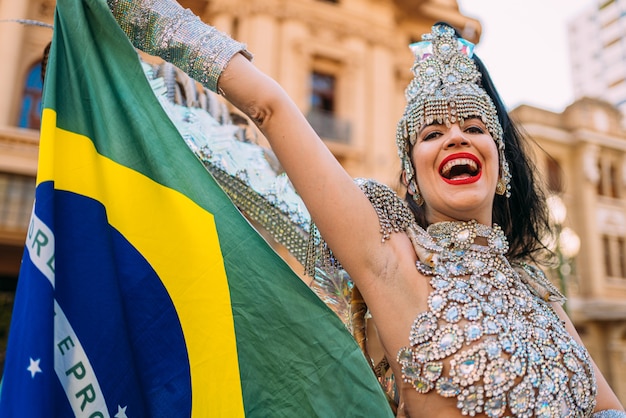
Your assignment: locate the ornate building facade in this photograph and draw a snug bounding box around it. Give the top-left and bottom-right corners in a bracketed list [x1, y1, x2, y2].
[1, 0, 625, 404]
[199, 0, 481, 184]
[511, 99, 626, 402]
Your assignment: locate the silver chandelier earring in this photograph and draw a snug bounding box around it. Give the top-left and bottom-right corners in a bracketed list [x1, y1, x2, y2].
[495, 178, 506, 196]
[408, 181, 424, 206]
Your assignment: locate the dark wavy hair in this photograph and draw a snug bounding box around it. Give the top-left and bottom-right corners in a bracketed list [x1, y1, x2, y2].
[402, 22, 554, 264]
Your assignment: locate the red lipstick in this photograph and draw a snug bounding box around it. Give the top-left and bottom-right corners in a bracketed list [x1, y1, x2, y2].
[438, 153, 482, 185]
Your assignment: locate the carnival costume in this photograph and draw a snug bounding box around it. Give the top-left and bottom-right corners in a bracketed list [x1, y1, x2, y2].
[107, 0, 624, 416]
[355, 179, 597, 417]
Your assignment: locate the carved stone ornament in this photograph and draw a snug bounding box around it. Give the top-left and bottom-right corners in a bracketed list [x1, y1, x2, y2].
[583, 144, 600, 185]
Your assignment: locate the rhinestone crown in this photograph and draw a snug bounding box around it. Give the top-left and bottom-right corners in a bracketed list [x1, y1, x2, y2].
[396, 24, 511, 197]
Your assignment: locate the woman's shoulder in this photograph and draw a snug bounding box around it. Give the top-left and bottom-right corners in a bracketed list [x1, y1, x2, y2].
[355, 178, 415, 241]
[511, 260, 566, 304]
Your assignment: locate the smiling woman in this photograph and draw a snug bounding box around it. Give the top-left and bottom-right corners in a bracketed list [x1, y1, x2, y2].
[409, 119, 500, 226]
[106, 1, 625, 416]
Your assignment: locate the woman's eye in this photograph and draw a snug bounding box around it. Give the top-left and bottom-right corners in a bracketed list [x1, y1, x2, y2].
[466, 126, 485, 134]
[422, 131, 441, 141]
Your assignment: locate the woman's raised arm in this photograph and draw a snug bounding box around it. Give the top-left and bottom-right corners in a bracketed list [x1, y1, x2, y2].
[218, 53, 394, 285]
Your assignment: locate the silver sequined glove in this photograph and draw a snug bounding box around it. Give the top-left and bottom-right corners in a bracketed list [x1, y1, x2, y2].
[107, 0, 252, 92]
[593, 410, 626, 418]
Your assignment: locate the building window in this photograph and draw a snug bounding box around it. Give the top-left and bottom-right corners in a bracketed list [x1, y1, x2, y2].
[546, 158, 563, 193]
[18, 61, 43, 130]
[609, 162, 620, 198]
[306, 65, 351, 144]
[603, 235, 614, 277]
[310, 72, 336, 113]
[602, 234, 626, 279]
[596, 160, 603, 196]
[618, 237, 626, 278]
[596, 158, 620, 198]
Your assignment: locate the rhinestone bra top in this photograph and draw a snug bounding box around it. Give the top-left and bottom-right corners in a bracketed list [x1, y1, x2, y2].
[398, 220, 597, 417]
[353, 179, 598, 418]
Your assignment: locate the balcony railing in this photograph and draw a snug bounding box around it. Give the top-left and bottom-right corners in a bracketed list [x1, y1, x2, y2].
[0, 173, 35, 236]
[306, 108, 352, 145]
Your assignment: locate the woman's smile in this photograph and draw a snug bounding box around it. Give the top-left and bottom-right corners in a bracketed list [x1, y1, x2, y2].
[438, 152, 482, 185]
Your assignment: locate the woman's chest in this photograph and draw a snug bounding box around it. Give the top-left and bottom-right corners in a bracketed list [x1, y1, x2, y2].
[393, 247, 597, 418]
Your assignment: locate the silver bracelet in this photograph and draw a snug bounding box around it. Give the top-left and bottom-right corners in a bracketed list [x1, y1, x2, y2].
[107, 0, 252, 93]
[593, 410, 626, 418]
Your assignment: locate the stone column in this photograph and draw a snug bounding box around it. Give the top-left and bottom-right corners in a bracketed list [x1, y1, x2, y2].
[573, 143, 604, 297]
[277, 20, 309, 110]
[368, 44, 398, 185]
[240, 14, 279, 78]
[341, 36, 367, 173]
[608, 322, 626, 405]
[0, 0, 30, 126]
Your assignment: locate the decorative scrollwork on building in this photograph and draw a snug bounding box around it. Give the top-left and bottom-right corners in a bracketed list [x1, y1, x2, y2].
[583, 144, 601, 185]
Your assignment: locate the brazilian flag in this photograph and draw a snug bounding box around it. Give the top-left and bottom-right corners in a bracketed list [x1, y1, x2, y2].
[0, 0, 393, 416]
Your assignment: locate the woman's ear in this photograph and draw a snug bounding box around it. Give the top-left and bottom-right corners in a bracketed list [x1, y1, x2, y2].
[401, 170, 410, 189]
[404, 172, 418, 197]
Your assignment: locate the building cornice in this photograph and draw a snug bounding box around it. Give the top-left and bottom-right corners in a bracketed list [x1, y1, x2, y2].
[207, 0, 459, 51]
[570, 129, 626, 152]
[0, 127, 39, 176]
[519, 123, 573, 145]
[0, 228, 27, 246]
[513, 122, 626, 151]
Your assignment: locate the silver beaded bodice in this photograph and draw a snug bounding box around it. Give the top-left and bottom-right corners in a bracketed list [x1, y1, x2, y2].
[356, 179, 597, 418]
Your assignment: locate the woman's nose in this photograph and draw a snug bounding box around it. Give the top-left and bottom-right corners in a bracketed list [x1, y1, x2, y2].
[443, 126, 470, 148]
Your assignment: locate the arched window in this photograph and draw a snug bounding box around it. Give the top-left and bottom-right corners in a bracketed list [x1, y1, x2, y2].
[18, 61, 43, 129]
[310, 71, 336, 113]
[546, 157, 563, 193]
[597, 159, 604, 196]
[603, 235, 614, 277]
[609, 161, 620, 198]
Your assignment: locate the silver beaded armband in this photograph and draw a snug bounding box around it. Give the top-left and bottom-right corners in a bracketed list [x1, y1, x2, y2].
[303, 178, 414, 277]
[355, 178, 414, 242]
[107, 0, 252, 93]
[593, 410, 626, 418]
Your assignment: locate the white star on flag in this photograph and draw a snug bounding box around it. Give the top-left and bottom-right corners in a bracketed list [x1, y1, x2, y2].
[114, 405, 128, 418]
[27, 358, 42, 378]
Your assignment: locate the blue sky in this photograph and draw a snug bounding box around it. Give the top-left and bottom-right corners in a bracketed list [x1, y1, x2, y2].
[458, 0, 594, 112]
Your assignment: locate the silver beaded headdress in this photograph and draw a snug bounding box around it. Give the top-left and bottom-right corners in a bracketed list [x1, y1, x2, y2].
[396, 24, 511, 197]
